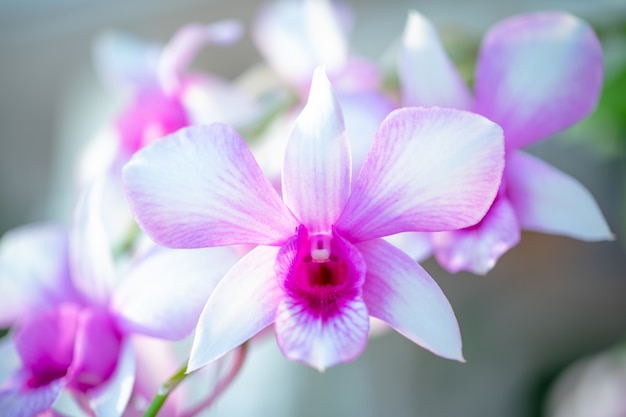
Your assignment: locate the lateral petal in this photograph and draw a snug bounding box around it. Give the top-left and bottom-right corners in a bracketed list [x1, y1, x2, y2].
[188, 246, 283, 372]
[123, 124, 298, 248]
[113, 245, 240, 340]
[475, 11, 603, 149]
[399, 10, 473, 109]
[431, 195, 521, 275]
[282, 68, 351, 233]
[506, 151, 613, 241]
[336, 107, 504, 241]
[359, 239, 463, 361]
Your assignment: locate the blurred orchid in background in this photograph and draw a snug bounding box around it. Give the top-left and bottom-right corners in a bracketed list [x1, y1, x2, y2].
[0, 178, 239, 416]
[398, 10, 613, 274]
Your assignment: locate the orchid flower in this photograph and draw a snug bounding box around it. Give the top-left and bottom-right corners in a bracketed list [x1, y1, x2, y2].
[398, 11, 613, 274]
[123, 67, 505, 371]
[80, 20, 258, 185]
[0, 179, 239, 417]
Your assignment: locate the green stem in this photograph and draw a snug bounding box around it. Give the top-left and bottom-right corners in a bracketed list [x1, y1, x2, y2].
[143, 362, 189, 417]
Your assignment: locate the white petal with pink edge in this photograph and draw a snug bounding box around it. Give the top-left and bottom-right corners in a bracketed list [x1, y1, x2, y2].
[399, 10, 473, 109]
[359, 238, 463, 361]
[431, 195, 521, 275]
[475, 11, 603, 149]
[506, 151, 613, 241]
[336, 107, 504, 242]
[282, 68, 351, 233]
[188, 246, 283, 372]
[275, 296, 369, 371]
[123, 124, 298, 248]
[112, 245, 240, 340]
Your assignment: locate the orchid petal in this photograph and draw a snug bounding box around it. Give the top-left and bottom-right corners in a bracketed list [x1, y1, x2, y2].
[275, 296, 369, 371]
[70, 178, 116, 307]
[113, 245, 240, 340]
[67, 309, 122, 393]
[506, 151, 613, 241]
[188, 246, 283, 372]
[336, 107, 504, 241]
[399, 10, 473, 109]
[475, 11, 603, 149]
[383, 232, 433, 262]
[158, 20, 243, 93]
[88, 339, 135, 417]
[123, 124, 298, 248]
[282, 68, 351, 233]
[0, 225, 74, 327]
[0, 378, 63, 417]
[431, 195, 521, 275]
[358, 239, 463, 361]
[252, 0, 349, 89]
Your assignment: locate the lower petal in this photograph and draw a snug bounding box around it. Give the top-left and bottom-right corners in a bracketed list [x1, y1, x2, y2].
[275, 296, 369, 371]
[188, 246, 283, 373]
[0, 376, 63, 417]
[506, 151, 613, 241]
[431, 195, 521, 275]
[359, 239, 463, 361]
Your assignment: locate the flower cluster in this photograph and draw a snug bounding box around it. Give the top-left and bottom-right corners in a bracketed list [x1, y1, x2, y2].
[0, 1, 611, 416]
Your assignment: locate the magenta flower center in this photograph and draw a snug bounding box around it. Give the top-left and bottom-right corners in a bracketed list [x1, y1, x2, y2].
[280, 226, 361, 320]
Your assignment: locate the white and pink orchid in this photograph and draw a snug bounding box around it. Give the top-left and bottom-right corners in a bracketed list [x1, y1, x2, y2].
[123, 68, 505, 371]
[398, 11, 613, 274]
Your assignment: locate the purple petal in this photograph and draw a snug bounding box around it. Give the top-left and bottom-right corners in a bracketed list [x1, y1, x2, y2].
[158, 20, 243, 93]
[123, 124, 298, 248]
[0, 225, 74, 327]
[336, 107, 504, 242]
[113, 245, 240, 340]
[252, 0, 349, 90]
[358, 239, 463, 361]
[506, 151, 613, 241]
[13, 305, 79, 388]
[431, 195, 521, 275]
[188, 246, 283, 372]
[475, 12, 603, 149]
[399, 11, 473, 109]
[88, 340, 135, 417]
[275, 295, 369, 371]
[0, 378, 64, 417]
[70, 178, 116, 307]
[282, 68, 351, 233]
[67, 309, 122, 393]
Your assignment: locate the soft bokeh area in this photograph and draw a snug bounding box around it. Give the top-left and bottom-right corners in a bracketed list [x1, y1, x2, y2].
[1, 0, 625, 416]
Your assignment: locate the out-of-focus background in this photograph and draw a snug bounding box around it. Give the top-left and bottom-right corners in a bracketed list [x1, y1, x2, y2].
[1, 0, 626, 416]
